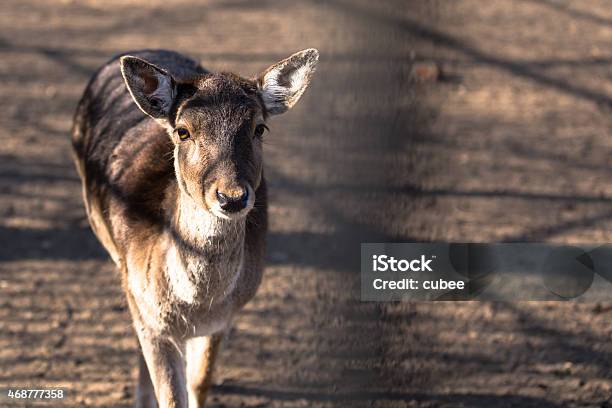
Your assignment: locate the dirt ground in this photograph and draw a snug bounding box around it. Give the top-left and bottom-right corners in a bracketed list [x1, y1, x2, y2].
[0, 0, 611, 407]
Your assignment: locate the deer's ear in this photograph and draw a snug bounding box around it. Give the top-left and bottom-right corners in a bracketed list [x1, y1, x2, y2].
[258, 48, 319, 115]
[120, 56, 176, 119]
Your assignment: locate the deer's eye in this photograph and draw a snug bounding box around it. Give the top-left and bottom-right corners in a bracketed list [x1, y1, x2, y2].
[176, 127, 190, 141]
[254, 124, 268, 139]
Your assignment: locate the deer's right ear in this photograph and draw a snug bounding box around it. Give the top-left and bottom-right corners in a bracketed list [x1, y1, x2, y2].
[120, 56, 176, 119]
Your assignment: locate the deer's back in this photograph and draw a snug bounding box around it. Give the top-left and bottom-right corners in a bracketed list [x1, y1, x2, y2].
[71, 50, 206, 264]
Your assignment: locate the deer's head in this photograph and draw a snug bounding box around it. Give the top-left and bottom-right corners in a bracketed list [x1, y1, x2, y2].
[120, 49, 318, 219]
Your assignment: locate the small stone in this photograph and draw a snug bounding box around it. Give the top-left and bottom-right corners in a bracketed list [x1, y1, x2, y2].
[411, 62, 441, 82]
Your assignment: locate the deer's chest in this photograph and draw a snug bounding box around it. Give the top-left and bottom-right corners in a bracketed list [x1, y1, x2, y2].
[166, 242, 243, 302]
[129, 226, 244, 337]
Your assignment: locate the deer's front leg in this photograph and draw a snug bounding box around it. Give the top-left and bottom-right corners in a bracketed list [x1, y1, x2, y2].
[185, 333, 223, 407]
[137, 330, 188, 408]
[136, 349, 158, 408]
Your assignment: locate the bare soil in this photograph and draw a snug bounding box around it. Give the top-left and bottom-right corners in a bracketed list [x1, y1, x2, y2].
[0, 1, 610, 407]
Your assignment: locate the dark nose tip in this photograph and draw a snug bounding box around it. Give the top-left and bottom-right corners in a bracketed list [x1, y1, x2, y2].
[216, 188, 249, 213]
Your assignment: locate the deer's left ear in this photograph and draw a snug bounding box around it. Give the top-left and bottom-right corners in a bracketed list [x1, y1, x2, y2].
[258, 48, 319, 115]
[120, 56, 177, 119]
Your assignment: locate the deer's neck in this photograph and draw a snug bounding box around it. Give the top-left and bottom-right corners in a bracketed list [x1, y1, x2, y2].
[165, 189, 245, 305]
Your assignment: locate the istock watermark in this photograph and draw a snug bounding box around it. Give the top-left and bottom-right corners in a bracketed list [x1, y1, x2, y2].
[372, 255, 434, 272]
[361, 243, 612, 301]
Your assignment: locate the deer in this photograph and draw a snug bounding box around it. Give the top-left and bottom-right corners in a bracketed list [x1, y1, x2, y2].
[71, 48, 318, 407]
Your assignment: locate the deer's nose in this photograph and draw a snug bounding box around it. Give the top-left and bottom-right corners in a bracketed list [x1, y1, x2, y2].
[216, 188, 249, 213]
